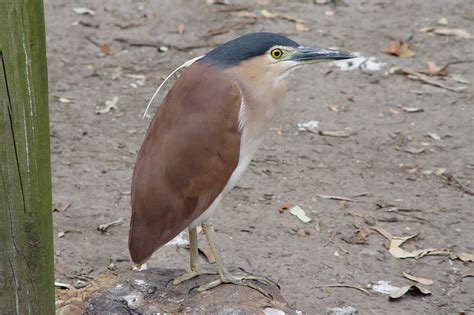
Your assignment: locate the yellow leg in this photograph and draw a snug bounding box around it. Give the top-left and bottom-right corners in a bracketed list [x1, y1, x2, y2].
[198, 220, 275, 297]
[173, 227, 217, 284]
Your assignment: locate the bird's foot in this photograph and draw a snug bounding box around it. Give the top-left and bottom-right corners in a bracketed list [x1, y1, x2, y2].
[173, 268, 219, 285]
[197, 269, 276, 298]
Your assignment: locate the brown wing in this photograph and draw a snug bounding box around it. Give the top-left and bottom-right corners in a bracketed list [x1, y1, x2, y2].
[129, 62, 241, 264]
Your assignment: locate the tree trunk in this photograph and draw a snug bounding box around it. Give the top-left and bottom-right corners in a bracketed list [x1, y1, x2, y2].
[0, 0, 54, 314]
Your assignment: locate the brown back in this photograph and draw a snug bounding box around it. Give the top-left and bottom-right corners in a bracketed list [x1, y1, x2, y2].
[129, 62, 241, 264]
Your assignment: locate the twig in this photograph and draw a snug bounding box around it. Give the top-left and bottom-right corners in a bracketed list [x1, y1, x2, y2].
[438, 59, 474, 73]
[314, 283, 370, 295]
[395, 68, 466, 92]
[317, 194, 356, 202]
[97, 218, 124, 233]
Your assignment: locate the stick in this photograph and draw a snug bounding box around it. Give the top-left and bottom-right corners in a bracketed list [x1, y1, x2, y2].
[314, 283, 370, 295]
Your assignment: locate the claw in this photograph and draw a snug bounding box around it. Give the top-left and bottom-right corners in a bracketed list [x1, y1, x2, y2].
[196, 274, 273, 298]
[173, 269, 219, 285]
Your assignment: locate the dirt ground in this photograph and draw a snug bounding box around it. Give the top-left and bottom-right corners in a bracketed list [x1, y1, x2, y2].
[46, 0, 473, 313]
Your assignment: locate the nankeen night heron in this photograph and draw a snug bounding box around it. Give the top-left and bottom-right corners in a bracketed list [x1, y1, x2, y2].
[129, 32, 355, 295]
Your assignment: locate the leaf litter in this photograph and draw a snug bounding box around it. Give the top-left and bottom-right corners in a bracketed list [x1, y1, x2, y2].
[289, 205, 312, 223]
[401, 272, 434, 285]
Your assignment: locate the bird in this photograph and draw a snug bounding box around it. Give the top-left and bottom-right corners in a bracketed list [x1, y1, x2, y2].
[129, 32, 355, 294]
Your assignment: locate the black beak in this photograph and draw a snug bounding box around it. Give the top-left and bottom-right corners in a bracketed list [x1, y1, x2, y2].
[290, 46, 356, 62]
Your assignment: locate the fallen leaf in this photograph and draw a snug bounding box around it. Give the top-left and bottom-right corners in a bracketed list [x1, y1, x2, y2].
[318, 130, 353, 137]
[389, 284, 431, 300]
[206, 0, 228, 4]
[58, 97, 74, 103]
[295, 22, 309, 32]
[370, 226, 393, 240]
[427, 61, 441, 76]
[389, 234, 450, 259]
[420, 27, 472, 39]
[73, 7, 95, 15]
[99, 44, 110, 55]
[402, 272, 434, 285]
[177, 23, 186, 34]
[434, 168, 446, 176]
[289, 205, 312, 223]
[296, 228, 310, 237]
[96, 96, 118, 114]
[437, 17, 448, 25]
[399, 105, 424, 113]
[328, 104, 342, 112]
[97, 218, 123, 233]
[392, 67, 467, 92]
[349, 227, 371, 244]
[260, 9, 277, 18]
[277, 203, 291, 213]
[427, 132, 441, 140]
[53, 202, 71, 212]
[381, 41, 415, 58]
[450, 252, 474, 263]
[389, 234, 420, 258]
[403, 147, 425, 154]
[58, 231, 68, 238]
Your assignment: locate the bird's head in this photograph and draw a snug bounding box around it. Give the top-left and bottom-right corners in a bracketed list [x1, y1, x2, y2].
[202, 32, 355, 83]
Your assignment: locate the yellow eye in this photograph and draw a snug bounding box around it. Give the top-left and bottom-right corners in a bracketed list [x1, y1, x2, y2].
[271, 48, 283, 59]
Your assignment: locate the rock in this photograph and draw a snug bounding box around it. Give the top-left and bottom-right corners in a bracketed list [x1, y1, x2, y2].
[56, 267, 299, 314]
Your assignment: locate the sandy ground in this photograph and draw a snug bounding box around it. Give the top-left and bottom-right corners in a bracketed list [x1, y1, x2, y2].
[46, 0, 473, 313]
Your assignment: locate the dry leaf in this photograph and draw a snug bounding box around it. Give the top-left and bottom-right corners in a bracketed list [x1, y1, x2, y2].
[427, 61, 441, 76]
[450, 252, 474, 263]
[296, 228, 310, 237]
[73, 7, 95, 15]
[389, 284, 431, 300]
[318, 130, 352, 138]
[427, 132, 441, 140]
[289, 206, 312, 223]
[328, 104, 342, 112]
[260, 9, 277, 18]
[277, 203, 291, 213]
[389, 234, 450, 259]
[400, 105, 424, 113]
[437, 17, 448, 26]
[389, 234, 420, 258]
[370, 226, 393, 240]
[402, 272, 434, 285]
[295, 22, 309, 32]
[177, 23, 186, 34]
[58, 97, 74, 103]
[350, 227, 371, 244]
[420, 27, 472, 39]
[403, 147, 425, 154]
[100, 44, 110, 55]
[381, 41, 415, 58]
[96, 96, 118, 114]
